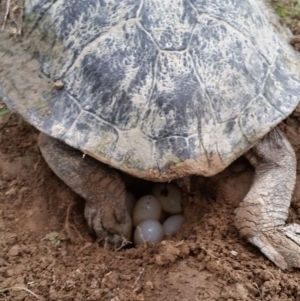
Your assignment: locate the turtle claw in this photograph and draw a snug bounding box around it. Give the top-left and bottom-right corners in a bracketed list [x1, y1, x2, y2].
[282, 224, 300, 245]
[249, 226, 300, 270]
[84, 203, 132, 248]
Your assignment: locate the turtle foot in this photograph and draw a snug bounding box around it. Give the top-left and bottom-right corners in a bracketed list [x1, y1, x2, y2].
[38, 133, 132, 248]
[235, 128, 298, 269]
[85, 203, 132, 249]
[249, 225, 300, 270]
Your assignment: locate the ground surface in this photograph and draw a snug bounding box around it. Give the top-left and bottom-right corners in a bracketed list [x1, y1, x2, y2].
[2, 1, 300, 301]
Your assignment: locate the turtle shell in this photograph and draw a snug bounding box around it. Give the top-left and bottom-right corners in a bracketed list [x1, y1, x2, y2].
[1, 0, 300, 181]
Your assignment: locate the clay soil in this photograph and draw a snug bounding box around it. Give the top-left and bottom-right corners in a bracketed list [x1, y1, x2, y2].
[2, 2, 300, 301]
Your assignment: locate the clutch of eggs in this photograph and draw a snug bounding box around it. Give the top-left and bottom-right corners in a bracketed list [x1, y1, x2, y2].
[125, 183, 184, 246]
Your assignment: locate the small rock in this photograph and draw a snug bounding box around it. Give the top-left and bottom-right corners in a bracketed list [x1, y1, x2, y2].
[8, 245, 20, 257]
[155, 254, 163, 266]
[53, 80, 64, 90]
[145, 281, 154, 290]
[119, 274, 132, 281]
[230, 250, 238, 256]
[5, 188, 16, 196]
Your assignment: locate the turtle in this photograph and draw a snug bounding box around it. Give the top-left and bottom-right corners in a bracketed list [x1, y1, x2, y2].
[1, 0, 300, 270]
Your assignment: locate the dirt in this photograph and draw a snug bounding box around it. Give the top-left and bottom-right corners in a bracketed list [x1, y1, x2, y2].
[2, 2, 300, 301]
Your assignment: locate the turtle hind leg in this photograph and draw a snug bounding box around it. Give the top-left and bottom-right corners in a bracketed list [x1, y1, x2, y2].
[234, 127, 300, 269]
[38, 133, 132, 247]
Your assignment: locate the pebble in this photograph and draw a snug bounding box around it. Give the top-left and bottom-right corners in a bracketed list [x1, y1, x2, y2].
[119, 274, 132, 281]
[145, 281, 154, 290]
[5, 187, 16, 196]
[53, 80, 64, 90]
[8, 245, 20, 257]
[230, 250, 238, 256]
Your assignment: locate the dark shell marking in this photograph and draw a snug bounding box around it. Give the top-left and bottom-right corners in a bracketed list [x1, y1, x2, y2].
[1, 0, 300, 180]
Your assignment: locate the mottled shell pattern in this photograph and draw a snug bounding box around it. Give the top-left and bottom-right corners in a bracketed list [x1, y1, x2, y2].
[1, 0, 300, 181]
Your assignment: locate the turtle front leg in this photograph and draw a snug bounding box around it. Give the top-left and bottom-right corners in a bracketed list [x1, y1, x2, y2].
[235, 127, 300, 269]
[38, 133, 132, 248]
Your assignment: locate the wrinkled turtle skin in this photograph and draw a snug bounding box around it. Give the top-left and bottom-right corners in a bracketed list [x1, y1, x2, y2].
[1, 0, 300, 269]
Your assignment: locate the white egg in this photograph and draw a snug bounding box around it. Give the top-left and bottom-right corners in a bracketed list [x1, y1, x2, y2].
[163, 215, 184, 236]
[152, 183, 183, 214]
[132, 195, 162, 227]
[125, 191, 137, 216]
[134, 219, 164, 246]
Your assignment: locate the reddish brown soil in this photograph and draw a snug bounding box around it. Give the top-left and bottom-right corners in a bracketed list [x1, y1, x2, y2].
[0, 106, 300, 301]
